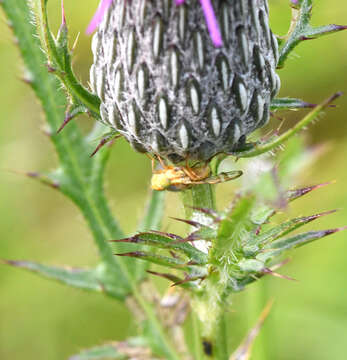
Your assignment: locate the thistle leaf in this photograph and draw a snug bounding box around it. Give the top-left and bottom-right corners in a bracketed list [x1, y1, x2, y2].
[147, 271, 196, 290]
[245, 210, 336, 251]
[210, 196, 256, 264]
[1, 0, 155, 300]
[234, 93, 342, 158]
[278, 0, 347, 68]
[115, 251, 200, 270]
[112, 233, 208, 265]
[287, 182, 333, 202]
[270, 97, 316, 110]
[29, 0, 100, 115]
[258, 227, 347, 263]
[0, 259, 127, 300]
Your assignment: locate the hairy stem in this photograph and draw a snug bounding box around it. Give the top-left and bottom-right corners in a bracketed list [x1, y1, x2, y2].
[181, 185, 229, 359]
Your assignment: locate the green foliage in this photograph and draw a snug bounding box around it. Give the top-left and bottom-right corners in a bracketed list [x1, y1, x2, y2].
[0, 1, 180, 358]
[1, 0, 345, 359]
[270, 97, 316, 110]
[235, 92, 342, 158]
[1, 259, 121, 298]
[29, 0, 100, 116]
[113, 232, 208, 265]
[116, 137, 345, 358]
[278, 0, 347, 68]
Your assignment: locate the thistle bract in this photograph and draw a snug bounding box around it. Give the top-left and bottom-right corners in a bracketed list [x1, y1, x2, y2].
[90, 0, 280, 162]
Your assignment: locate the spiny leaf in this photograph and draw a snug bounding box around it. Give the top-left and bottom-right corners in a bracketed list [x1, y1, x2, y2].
[112, 233, 208, 265]
[278, 0, 347, 68]
[170, 217, 205, 228]
[261, 268, 297, 282]
[115, 251, 201, 270]
[270, 97, 316, 110]
[234, 93, 342, 158]
[147, 270, 196, 290]
[90, 133, 121, 157]
[57, 104, 87, 133]
[245, 210, 337, 250]
[258, 227, 347, 262]
[287, 182, 333, 201]
[210, 196, 256, 264]
[25, 171, 60, 189]
[30, 0, 100, 114]
[133, 191, 167, 281]
[0, 259, 127, 300]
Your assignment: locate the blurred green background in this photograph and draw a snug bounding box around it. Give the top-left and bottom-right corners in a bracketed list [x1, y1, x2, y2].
[0, 1, 346, 359]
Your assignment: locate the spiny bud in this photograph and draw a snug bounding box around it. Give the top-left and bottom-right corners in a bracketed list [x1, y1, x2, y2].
[90, 0, 280, 163]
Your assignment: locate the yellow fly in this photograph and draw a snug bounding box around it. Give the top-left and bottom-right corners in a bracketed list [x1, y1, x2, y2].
[150, 160, 243, 191]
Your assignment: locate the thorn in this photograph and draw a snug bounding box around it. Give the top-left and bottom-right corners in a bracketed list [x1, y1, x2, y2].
[27, 172, 60, 189]
[170, 217, 204, 228]
[114, 251, 146, 258]
[5, 169, 60, 189]
[300, 35, 314, 41]
[172, 231, 211, 243]
[288, 181, 334, 201]
[327, 91, 343, 104]
[186, 260, 199, 266]
[262, 268, 297, 282]
[0, 259, 18, 266]
[270, 258, 291, 271]
[46, 64, 56, 73]
[109, 236, 139, 243]
[171, 275, 206, 287]
[90, 135, 121, 157]
[72, 32, 80, 53]
[169, 251, 181, 259]
[323, 226, 347, 236]
[255, 226, 262, 235]
[302, 209, 338, 223]
[61, 0, 66, 26]
[147, 270, 182, 284]
[189, 206, 221, 220]
[90, 137, 109, 157]
[57, 114, 74, 133]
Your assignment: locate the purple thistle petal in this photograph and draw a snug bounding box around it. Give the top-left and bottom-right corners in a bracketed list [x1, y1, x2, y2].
[199, 0, 223, 47]
[86, 0, 114, 35]
[88, 0, 223, 47]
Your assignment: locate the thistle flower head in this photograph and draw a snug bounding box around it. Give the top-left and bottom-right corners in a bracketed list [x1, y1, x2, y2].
[90, 0, 280, 163]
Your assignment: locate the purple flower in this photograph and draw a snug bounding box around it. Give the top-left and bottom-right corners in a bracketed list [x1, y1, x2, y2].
[86, 0, 114, 35]
[195, 0, 223, 47]
[87, 0, 223, 47]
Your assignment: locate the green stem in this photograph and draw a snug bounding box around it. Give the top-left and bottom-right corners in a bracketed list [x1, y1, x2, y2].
[181, 185, 229, 359]
[192, 311, 205, 359]
[181, 184, 216, 219]
[1, 2, 180, 358]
